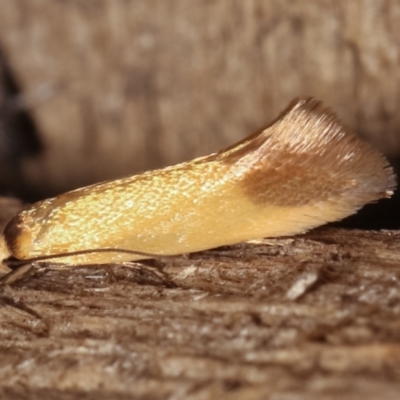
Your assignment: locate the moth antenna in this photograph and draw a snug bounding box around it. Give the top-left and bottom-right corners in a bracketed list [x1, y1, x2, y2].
[4, 247, 177, 268]
[0, 98, 395, 269]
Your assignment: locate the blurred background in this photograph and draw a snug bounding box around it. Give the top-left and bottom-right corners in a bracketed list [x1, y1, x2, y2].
[0, 0, 399, 228]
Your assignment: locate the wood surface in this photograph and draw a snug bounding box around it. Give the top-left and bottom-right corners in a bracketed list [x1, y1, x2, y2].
[0, 223, 399, 399]
[0, 2, 399, 399]
[0, 0, 399, 196]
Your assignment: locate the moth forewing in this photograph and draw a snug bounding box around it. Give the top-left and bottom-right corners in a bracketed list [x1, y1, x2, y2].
[0, 98, 395, 268]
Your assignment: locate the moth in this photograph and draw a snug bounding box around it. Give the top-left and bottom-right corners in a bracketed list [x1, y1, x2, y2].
[0, 98, 395, 272]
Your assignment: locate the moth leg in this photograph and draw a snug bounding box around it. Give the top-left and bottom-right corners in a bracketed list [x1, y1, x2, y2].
[103, 265, 118, 284]
[119, 261, 176, 288]
[0, 263, 35, 286]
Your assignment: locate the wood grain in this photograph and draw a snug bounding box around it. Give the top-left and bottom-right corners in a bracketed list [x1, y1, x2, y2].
[0, 1, 399, 196]
[0, 225, 400, 399]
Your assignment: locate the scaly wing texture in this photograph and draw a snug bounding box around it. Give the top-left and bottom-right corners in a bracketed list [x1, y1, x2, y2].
[3, 98, 395, 266]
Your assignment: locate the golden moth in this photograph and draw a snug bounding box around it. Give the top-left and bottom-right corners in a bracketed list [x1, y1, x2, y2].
[0, 98, 395, 271]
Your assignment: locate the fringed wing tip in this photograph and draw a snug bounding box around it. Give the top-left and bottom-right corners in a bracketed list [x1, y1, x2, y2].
[223, 97, 396, 214]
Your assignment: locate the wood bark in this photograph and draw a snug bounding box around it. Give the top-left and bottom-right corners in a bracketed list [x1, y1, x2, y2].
[0, 224, 400, 399]
[0, 1, 399, 196]
[0, 2, 399, 398]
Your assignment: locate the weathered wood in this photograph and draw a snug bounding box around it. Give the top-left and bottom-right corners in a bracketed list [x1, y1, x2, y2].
[0, 226, 400, 399]
[0, 2, 399, 398]
[0, 50, 41, 199]
[0, 1, 399, 196]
